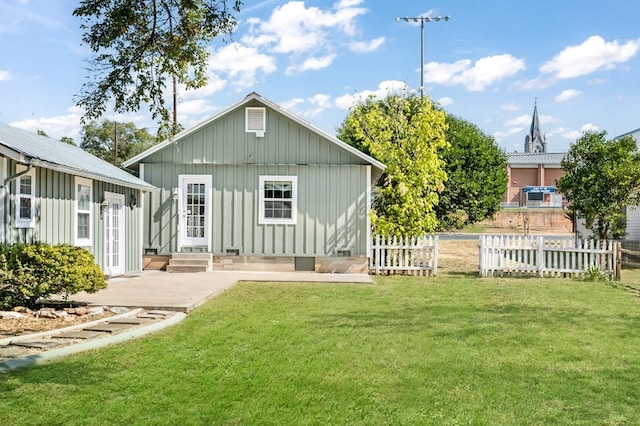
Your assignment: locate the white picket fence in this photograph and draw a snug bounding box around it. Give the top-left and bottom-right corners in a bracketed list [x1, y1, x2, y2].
[479, 235, 620, 278]
[369, 235, 438, 276]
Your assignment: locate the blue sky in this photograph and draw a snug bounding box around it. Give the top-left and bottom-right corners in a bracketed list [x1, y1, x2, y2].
[1, 0, 640, 153]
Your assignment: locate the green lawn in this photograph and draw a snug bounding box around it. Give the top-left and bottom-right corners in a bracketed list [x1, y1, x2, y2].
[2, 275, 640, 425]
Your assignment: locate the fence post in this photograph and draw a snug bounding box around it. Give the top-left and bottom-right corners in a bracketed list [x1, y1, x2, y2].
[537, 235, 545, 277]
[615, 241, 622, 280]
[479, 235, 485, 277]
[433, 235, 439, 276]
[375, 234, 381, 275]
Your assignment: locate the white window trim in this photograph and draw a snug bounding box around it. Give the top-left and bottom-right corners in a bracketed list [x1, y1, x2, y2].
[246, 107, 266, 133]
[15, 165, 35, 229]
[75, 176, 93, 247]
[259, 175, 297, 225]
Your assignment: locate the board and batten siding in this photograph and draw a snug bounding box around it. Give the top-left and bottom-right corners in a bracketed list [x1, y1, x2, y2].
[1, 160, 143, 274]
[143, 102, 365, 167]
[142, 163, 370, 257]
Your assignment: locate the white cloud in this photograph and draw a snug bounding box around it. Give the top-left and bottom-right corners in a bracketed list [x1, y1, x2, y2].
[335, 80, 410, 109]
[308, 93, 332, 108]
[554, 89, 582, 103]
[242, 1, 367, 54]
[286, 54, 336, 74]
[204, 42, 276, 92]
[177, 99, 217, 117]
[581, 123, 599, 132]
[240, 0, 377, 76]
[554, 123, 599, 141]
[336, 0, 363, 7]
[436, 96, 454, 106]
[500, 103, 520, 112]
[10, 106, 84, 140]
[494, 127, 523, 141]
[349, 36, 385, 53]
[505, 114, 530, 127]
[280, 93, 333, 120]
[0, 70, 11, 81]
[280, 97, 305, 111]
[424, 54, 525, 91]
[541, 35, 640, 79]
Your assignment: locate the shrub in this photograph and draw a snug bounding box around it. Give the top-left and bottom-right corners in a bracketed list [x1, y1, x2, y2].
[583, 264, 608, 282]
[0, 242, 106, 309]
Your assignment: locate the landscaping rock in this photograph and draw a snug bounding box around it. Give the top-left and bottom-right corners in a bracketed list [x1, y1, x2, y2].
[12, 307, 32, 314]
[109, 306, 130, 315]
[86, 306, 105, 318]
[35, 309, 59, 319]
[1, 311, 26, 319]
[74, 307, 89, 316]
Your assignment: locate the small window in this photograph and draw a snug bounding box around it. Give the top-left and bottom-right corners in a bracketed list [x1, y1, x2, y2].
[15, 166, 35, 228]
[75, 177, 93, 246]
[246, 107, 266, 133]
[259, 176, 297, 225]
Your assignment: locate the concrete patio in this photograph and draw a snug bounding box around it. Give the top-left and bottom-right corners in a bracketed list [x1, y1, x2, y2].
[70, 270, 373, 312]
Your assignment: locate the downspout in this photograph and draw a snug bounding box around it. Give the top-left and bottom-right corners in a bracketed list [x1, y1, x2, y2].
[2, 163, 33, 188]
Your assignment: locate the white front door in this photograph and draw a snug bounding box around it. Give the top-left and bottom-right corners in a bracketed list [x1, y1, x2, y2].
[104, 192, 125, 276]
[179, 175, 212, 250]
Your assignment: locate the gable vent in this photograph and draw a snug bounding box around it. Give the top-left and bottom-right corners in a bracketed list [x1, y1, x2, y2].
[246, 107, 266, 134]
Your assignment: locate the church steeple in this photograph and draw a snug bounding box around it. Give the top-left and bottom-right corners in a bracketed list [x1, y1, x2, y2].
[524, 99, 547, 153]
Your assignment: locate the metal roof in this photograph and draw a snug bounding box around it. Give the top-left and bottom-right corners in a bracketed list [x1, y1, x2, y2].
[0, 123, 156, 191]
[507, 152, 566, 166]
[123, 92, 386, 174]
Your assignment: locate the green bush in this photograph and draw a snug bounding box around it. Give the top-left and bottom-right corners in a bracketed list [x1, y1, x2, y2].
[0, 242, 106, 309]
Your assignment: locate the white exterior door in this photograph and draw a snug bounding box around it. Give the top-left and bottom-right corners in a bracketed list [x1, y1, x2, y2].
[104, 192, 125, 276]
[179, 175, 211, 250]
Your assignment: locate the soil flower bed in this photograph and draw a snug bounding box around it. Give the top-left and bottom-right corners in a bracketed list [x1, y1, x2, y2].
[0, 306, 116, 339]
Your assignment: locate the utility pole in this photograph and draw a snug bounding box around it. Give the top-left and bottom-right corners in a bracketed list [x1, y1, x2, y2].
[113, 122, 118, 166]
[173, 76, 178, 135]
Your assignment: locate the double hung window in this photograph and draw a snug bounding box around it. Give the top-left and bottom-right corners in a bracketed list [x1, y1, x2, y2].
[259, 176, 297, 224]
[75, 177, 93, 246]
[15, 166, 35, 228]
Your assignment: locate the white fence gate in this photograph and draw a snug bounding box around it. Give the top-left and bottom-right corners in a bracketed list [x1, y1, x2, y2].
[479, 235, 620, 278]
[369, 235, 438, 276]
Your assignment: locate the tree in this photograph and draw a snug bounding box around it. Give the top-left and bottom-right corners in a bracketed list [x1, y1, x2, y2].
[60, 136, 76, 145]
[73, 0, 241, 136]
[557, 131, 640, 239]
[436, 114, 508, 230]
[337, 94, 448, 237]
[79, 120, 157, 165]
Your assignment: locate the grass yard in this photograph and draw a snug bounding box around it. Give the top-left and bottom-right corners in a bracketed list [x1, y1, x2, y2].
[2, 275, 640, 425]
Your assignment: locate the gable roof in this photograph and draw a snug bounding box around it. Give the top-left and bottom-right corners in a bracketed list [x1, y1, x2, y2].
[0, 123, 156, 192]
[123, 92, 386, 174]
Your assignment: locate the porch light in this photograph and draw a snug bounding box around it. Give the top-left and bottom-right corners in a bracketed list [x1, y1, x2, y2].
[100, 200, 109, 219]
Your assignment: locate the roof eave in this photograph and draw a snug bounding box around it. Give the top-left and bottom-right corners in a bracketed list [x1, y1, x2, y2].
[29, 159, 158, 192]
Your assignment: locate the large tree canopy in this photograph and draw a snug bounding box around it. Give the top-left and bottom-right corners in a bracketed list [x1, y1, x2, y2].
[436, 114, 508, 230]
[73, 0, 241, 136]
[557, 131, 640, 239]
[79, 120, 157, 165]
[337, 94, 448, 237]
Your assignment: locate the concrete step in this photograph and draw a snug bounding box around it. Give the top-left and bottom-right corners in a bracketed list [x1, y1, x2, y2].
[168, 252, 212, 273]
[171, 252, 212, 260]
[168, 258, 210, 266]
[166, 264, 209, 273]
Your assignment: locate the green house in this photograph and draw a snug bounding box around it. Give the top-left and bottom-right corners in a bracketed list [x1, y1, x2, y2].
[123, 93, 385, 272]
[0, 123, 157, 276]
